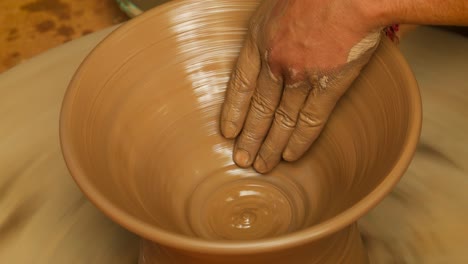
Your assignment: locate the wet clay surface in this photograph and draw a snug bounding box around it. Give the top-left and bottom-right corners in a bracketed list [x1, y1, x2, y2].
[1, 20, 466, 264]
[58, 0, 420, 263]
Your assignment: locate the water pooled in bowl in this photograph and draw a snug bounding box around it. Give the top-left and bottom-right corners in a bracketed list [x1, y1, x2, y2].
[188, 170, 308, 240]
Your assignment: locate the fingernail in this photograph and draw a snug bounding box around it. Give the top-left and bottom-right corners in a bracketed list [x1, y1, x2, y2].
[234, 149, 251, 167]
[254, 156, 268, 173]
[222, 121, 238, 138]
[282, 148, 296, 162]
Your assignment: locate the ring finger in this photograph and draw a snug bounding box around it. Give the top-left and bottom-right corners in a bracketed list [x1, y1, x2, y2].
[253, 80, 310, 173]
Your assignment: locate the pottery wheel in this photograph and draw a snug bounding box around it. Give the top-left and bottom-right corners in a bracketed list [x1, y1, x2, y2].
[0, 23, 467, 263]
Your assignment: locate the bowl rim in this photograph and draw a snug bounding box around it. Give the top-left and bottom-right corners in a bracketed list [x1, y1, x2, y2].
[59, 0, 422, 255]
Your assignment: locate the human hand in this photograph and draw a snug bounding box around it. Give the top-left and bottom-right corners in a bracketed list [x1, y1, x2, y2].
[220, 0, 385, 173]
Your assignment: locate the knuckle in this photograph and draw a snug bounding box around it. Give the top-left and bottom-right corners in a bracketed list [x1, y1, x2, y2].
[266, 48, 306, 84]
[298, 111, 323, 128]
[292, 130, 310, 144]
[289, 128, 309, 146]
[261, 141, 275, 155]
[265, 46, 282, 66]
[274, 108, 296, 129]
[250, 93, 276, 118]
[263, 53, 282, 83]
[241, 127, 264, 143]
[230, 69, 253, 93]
[284, 67, 306, 83]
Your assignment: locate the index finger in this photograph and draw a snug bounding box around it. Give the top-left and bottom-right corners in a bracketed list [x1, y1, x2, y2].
[220, 35, 260, 139]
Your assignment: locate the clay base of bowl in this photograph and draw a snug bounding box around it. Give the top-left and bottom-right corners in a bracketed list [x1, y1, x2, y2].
[138, 224, 368, 264]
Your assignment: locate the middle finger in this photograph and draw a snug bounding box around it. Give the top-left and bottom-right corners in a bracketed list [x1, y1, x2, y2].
[233, 61, 283, 167]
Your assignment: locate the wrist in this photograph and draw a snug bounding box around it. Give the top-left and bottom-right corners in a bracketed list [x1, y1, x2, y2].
[352, 0, 397, 29]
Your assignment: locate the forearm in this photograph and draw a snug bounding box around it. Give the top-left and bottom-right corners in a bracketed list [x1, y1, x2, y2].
[364, 0, 468, 27]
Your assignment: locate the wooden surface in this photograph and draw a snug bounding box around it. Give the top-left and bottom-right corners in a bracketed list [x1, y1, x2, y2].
[0, 26, 467, 263]
[0, 0, 128, 73]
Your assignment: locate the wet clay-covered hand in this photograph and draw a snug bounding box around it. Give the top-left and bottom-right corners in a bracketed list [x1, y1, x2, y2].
[221, 0, 383, 173]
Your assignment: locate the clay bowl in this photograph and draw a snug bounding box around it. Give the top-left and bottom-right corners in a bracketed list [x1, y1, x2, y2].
[60, 0, 422, 263]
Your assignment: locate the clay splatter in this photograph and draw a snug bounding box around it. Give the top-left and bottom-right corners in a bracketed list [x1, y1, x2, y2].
[21, 0, 71, 20]
[56, 25, 75, 38]
[10, 52, 20, 58]
[6, 28, 19, 42]
[73, 10, 84, 16]
[35, 20, 56, 33]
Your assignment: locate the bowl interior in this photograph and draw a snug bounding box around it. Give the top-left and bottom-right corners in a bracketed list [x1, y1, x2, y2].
[60, 0, 421, 245]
